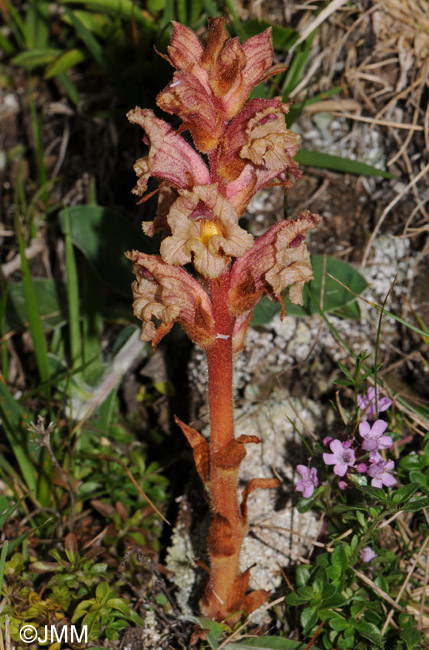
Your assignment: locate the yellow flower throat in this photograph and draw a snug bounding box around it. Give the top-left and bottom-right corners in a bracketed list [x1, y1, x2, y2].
[200, 220, 223, 246]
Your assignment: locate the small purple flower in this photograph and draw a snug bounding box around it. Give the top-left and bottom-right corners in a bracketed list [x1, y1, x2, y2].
[359, 420, 393, 452]
[360, 547, 377, 563]
[369, 450, 383, 464]
[295, 464, 319, 498]
[357, 462, 368, 473]
[367, 460, 396, 488]
[323, 436, 333, 446]
[323, 439, 356, 477]
[357, 387, 392, 421]
[338, 480, 348, 490]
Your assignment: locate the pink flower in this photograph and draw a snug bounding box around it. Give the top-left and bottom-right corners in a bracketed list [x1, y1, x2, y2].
[357, 387, 392, 421]
[126, 251, 215, 348]
[127, 108, 210, 198]
[228, 211, 321, 316]
[159, 184, 254, 279]
[367, 460, 396, 488]
[212, 97, 300, 214]
[369, 450, 383, 464]
[323, 439, 356, 477]
[360, 547, 377, 563]
[295, 465, 319, 498]
[357, 463, 367, 473]
[359, 420, 393, 452]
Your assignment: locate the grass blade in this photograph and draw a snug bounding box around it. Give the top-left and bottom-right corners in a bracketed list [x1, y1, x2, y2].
[44, 49, 87, 79]
[63, 208, 82, 367]
[295, 149, 395, 179]
[0, 381, 37, 493]
[63, 6, 108, 69]
[282, 30, 317, 99]
[62, 0, 155, 29]
[26, 0, 49, 48]
[14, 218, 50, 387]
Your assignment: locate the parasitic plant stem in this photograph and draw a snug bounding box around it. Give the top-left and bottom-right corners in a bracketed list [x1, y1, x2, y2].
[203, 272, 246, 620]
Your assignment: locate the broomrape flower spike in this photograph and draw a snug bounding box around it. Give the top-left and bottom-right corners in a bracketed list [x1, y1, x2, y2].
[126, 17, 321, 622]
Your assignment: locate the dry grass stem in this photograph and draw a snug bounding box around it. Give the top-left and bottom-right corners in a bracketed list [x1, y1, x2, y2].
[361, 162, 429, 268]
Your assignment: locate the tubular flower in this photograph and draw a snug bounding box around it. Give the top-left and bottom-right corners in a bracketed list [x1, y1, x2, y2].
[228, 210, 321, 317]
[213, 98, 301, 213]
[127, 107, 210, 198]
[156, 18, 279, 152]
[126, 251, 215, 347]
[160, 184, 254, 279]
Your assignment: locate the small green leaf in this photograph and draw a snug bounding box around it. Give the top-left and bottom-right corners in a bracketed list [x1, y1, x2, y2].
[105, 597, 131, 617]
[355, 621, 382, 646]
[295, 150, 395, 179]
[45, 48, 86, 78]
[357, 485, 389, 503]
[400, 627, 421, 650]
[331, 544, 348, 572]
[391, 483, 420, 504]
[329, 617, 350, 632]
[296, 565, 312, 587]
[12, 48, 61, 68]
[403, 495, 429, 511]
[286, 592, 310, 606]
[301, 605, 319, 633]
[95, 580, 113, 601]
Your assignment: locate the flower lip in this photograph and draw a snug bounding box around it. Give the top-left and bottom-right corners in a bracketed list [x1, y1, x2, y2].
[189, 201, 214, 220]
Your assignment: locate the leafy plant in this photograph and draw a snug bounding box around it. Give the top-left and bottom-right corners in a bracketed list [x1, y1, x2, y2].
[71, 580, 144, 641]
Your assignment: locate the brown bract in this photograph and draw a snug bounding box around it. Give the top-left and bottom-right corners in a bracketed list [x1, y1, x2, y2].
[126, 251, 215, 347]
[228, 210, 322, 316]
[159, 184, 254, 279]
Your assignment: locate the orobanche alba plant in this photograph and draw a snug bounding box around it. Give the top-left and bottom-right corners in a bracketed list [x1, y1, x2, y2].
[126, 18, 321, 622]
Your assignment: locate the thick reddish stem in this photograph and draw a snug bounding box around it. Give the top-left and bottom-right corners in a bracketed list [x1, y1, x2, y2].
[206, 272, 235, 454]
[201, 271, 247, 620]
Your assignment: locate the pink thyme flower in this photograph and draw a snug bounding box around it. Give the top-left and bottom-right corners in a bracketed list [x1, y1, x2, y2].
[357, 387, 392, 421]
[367, 460, 396, 488]
[369, 450, 383, 464]
[359, 419, 393, 452]
[357, 462, 368, 473]
[360, 547, 377, 563]
[295, 465, 319, 498]
[323, 439, 356, 477]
